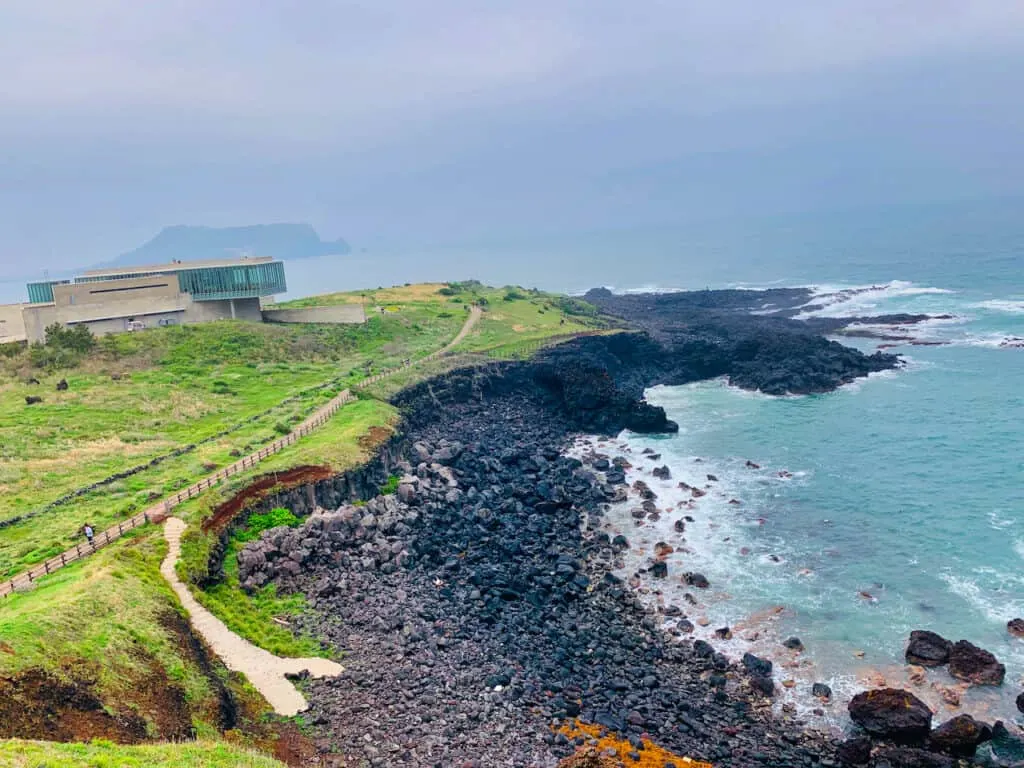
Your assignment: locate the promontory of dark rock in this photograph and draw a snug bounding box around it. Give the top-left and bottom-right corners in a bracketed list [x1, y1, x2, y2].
[583, 287, 901, 396]
[948, 639, 1006, 685]
[848, 688, 933, 744]
[928, 714, 993, 757]
[1017, 691, 1024, 714]
[905, 629, 953, 667]
[1008, 617, 1024, 637]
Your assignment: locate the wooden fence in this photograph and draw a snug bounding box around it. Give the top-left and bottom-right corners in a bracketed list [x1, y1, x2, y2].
[0, 388, 356, 599]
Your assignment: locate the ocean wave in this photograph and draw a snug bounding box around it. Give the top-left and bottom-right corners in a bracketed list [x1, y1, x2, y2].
[796, 280, 956, 319]
[971, 299, 1024, 314]
[939, 571, 1024, 625]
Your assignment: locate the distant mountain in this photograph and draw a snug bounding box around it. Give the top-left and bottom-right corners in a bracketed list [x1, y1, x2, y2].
[107, 223, 351, 267]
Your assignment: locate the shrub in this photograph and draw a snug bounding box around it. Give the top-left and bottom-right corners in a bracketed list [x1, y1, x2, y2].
[503, 289, 526, 302]
[236, 507, 300, 542]
[29, 323, 97, 369]
[379, 475, 401, 495]
[0, 341, 23, 359]
[273, 421, 291, 435]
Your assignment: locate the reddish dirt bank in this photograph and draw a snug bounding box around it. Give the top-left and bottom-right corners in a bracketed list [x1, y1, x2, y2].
[202, 465, 335, 534]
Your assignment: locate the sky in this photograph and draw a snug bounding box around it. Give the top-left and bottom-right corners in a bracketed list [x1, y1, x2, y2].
[2, 1, 1024, 278]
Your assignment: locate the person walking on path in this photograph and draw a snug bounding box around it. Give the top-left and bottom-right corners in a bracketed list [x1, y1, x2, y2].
[83, 524, 94, 546]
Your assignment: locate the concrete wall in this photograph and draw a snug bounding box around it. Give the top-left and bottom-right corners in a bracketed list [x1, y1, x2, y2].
[184, 297, 263, 323]
[22, 304, 58, 344]
[0, 303, 27, 344]
[262, 305, 366, 325]
[52, 274, 182, 311]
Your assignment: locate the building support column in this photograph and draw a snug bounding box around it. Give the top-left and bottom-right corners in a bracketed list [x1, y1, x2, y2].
[229, 299, 236, 319]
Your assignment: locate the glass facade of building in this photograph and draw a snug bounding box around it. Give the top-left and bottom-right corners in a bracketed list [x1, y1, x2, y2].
[26, 261, 286, 303]
[27, 280, 70, 304]
[177, 261, 287, 300]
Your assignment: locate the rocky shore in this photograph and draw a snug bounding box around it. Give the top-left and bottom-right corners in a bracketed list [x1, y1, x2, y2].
[223, 293, 1019, 767]
[240, 374, 838, 767]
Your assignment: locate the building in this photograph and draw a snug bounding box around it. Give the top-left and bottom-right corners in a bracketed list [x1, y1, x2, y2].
[11, 257, 287, 343]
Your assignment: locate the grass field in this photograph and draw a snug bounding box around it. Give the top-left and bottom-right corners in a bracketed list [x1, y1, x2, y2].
[0, 739, 286, 767]
[0, 281, 613, 759]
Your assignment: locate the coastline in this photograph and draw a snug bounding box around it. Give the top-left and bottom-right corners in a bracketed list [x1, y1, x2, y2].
[206, 292, 1020, 766]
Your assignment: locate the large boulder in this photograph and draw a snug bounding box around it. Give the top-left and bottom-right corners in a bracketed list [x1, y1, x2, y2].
[948, 640, 1005, 685]
[905, 630, 952, 667]
[848, 688, 933, 744]
[928, 714, 993, 757]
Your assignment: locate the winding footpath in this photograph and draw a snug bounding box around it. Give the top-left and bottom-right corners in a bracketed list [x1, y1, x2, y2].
[156, 305, 482, 714]
[1, 308, 490, 713]
[161, 517, 342, 715]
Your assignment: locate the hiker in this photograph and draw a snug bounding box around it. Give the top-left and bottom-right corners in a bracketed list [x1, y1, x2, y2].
[84, 524, 94, 546]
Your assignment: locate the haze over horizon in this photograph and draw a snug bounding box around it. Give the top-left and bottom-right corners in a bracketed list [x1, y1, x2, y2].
[2, 1, 1024, 279]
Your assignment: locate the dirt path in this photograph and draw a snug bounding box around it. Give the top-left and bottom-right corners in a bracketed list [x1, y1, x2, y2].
[159, 517, 343, 716]
[444, 305, 482, 351]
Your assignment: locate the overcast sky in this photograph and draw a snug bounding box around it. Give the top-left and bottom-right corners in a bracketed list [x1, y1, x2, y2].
[2, 1, 1024, 277]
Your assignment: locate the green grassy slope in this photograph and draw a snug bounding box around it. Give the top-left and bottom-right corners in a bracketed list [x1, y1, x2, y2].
[0, 739, 285, 768]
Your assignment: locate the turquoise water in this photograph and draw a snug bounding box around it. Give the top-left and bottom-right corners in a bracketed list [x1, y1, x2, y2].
[595, 279, 1024, 726]
[4, 199, 1021, 723]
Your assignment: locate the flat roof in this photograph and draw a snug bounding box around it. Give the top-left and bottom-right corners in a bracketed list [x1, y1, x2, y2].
[80, 256, 276, 278]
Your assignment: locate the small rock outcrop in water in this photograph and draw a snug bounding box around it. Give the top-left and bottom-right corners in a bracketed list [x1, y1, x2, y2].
[947, 639, 1006, 685]
[905, 629, 953, 667]
[1008, 617, 1024, 637]
[928, 714, 993, 757]
[848, 688, 932, 744]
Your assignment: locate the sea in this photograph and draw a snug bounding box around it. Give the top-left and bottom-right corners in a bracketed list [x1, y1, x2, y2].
[2, 197, 1022, 726]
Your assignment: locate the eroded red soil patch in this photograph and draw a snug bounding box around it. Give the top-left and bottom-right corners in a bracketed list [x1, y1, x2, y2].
[202, 465, 335, 533]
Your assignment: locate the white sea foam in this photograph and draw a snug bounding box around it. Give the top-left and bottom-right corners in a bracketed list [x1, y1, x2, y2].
[796, 280, 956, 319]
[971, 298, 1024, 314]
[988, 511, 1017, 530]
[939, 571, 1024, 625]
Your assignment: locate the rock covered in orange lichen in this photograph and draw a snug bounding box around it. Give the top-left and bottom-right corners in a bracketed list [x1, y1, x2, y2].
[557, 747, 619, 768]
[558, 721, 714, 768]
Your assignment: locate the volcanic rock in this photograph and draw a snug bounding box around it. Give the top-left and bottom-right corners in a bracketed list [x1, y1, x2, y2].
[812, 682, 832, 701]
[848, 688, 932, 744]
[948, 640, 1005, 685]
[836, 737, 872, 765]
[683, 572, 709, 589]
[928, 714, 993, 757]
[905, 630, 952, 667]
[1008, 618, 1024, 638]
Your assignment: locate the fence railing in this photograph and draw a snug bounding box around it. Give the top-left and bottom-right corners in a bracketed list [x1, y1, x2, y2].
[0, 388, 356, 599]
